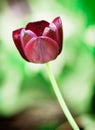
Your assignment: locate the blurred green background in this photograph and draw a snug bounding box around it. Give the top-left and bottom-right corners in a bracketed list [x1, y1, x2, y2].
[0, 0, 95, 130]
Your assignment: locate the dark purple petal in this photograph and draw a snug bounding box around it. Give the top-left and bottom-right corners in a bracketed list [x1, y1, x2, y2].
[12, 17, 63, 63]
[53, 17, 63, 53]
[12, 28, 29, 61]
[26, 20, 49, 36]
[24, 36, 59, 63]
[20, 29, 37, 46]
[43, 23, 58, 44]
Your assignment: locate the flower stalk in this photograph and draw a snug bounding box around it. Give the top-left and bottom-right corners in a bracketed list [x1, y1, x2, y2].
[45, 63, 80, 130]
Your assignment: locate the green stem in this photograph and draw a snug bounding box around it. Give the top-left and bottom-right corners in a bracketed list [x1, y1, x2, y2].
[45, 63, 80, 130]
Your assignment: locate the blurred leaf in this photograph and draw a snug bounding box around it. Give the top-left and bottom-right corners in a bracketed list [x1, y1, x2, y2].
[80, 0, 95, 25]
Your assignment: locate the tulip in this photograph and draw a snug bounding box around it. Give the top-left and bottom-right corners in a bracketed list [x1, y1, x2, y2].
[12, 17, 63, 63]
[12, 17, 80, 130]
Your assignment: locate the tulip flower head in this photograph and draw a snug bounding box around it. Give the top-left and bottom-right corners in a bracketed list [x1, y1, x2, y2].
[12, 17, 63, 63]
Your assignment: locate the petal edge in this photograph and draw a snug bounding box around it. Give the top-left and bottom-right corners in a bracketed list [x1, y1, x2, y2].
[53, 17, 63, 53]
[12, 28, 29, 61]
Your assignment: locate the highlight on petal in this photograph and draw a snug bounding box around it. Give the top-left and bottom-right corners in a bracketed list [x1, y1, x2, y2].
[24, 36, 59, 63]
[26, 20, 49, 36]
[20, 29, 37, 46]
[53, 17, 63, 52]
[43, 23, 58, 43]
[12, 28, 29, 61]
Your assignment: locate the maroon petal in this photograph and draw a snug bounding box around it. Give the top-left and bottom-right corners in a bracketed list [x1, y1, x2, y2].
[43, 23, 58, 44]
[12, 28, 29, 61]
[24, 36, 59, 63]
[26, 20, 49, 36]
[20, 29, 37, 46]
[53, 17, 63, 53]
